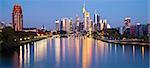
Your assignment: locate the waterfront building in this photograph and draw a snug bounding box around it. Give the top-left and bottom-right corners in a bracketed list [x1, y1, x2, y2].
[60, 18, 71, 32]
[23, 28, 37, 32]
[82, 3, 90, 31]
[0, 22, 4, 32]
[117, 23, 149, 39]
[79, 22, 84, 32]
[130, 25, 136, 38]
[60, 20, 63, 31]
[103, 19, 107, 31]
[100, 19, 103, 30]
[55, 20, 59, 31]
[61, 18, 66, 31]
[107, 24, 111, 29]
[69, 18, 73, 33]
[94, 10, 100, 31]
[75, 16, 80, 32]
[12, 4, 23, 31]
[124, 17, 131, 29]
[0, 22, 5, 29]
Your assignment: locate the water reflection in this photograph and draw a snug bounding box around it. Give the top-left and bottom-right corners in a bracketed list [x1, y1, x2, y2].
[82, 37, 92, 68]
[55, 38, 60, 66]
[0, 36, 149, 68]
[75, 37, 80, 65]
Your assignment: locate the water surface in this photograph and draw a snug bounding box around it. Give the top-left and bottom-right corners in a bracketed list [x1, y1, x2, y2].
[0, 37, 149, 68]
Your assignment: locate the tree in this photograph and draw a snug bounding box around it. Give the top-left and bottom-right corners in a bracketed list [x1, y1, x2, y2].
[1, 27, 18, 50]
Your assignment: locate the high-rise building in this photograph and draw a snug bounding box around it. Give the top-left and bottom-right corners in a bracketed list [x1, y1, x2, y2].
[75, 16, 80, 31]
[100, 19, 103, 30]
[82, 3, 90, 31]
[94, 10, 101, 31]
[69, 18, 73, 33]
[55, 20, 59, 31]
[103, 19, 107, 31]
[124, 17, 131, 29]
[61, 18, 71, 32]
[12, 4, 23, 31]
[107, 24, 111, 29]
[94, 10, 100, 25]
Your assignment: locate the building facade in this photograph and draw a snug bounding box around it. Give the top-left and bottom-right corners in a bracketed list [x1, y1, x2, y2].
[55, 20, 59, 31]
[12, 4, 23, 31]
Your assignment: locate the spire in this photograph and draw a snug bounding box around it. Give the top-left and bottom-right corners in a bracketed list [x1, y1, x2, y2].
[82, 1, 86, 13]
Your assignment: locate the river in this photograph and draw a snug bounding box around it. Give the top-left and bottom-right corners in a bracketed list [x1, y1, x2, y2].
[0, 37, 149, 68]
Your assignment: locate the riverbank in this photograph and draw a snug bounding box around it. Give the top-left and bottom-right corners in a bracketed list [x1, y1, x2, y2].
[92, 35, 149, 46]
[100, 39, 149, 46]
[0, 36, 50, 51]
[19, 36, 49, 45]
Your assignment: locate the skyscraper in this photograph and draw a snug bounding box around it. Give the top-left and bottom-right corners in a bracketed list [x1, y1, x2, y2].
[74, 16, 80, 32]
[61, 18, 70, 32]
[100, 19, 103, 30]
[94, 10, 100, 25]
[82, 3, 90, 31]
[103, 19, 107, 31]
[124, 17, 131, 29]
[55, 20, 59, 31]
[94, 10, 101, 31]
[69, 18, 73, 32]
[12, 4, 23, 31]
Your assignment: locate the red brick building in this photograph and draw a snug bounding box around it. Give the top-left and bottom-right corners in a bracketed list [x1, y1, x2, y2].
[12, 4, 23, 31]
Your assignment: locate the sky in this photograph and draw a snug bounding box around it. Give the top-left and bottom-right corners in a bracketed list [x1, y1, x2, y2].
[0, 0, 149, 30]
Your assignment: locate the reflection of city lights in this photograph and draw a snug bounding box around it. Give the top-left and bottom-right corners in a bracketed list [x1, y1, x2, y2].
[132, 45, 136, 63]
[97, 40, 105, 57]
[35, 39, 47, 62]
[133, 46, 135, 57]
[115, 44, 117, 55]
[34, 42, 37, 64]
[24, 44, 26, 65]
[27, 44, 30, 66]
[122, 45, 125, 55]
[142, 46, 145, 60]
[82, 37, 92, 68]
[110, 43, 112, 54]
[19, 46, 22, 68]
[75, 38, 80, 64]
[95, 42, 98, 63]
[55, 38, 60, 65]
[49, 37, 53, 57]
[62, 38, 65, 63]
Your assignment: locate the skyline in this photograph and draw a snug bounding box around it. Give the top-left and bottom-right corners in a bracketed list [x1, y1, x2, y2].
[0, 0, 149, 30]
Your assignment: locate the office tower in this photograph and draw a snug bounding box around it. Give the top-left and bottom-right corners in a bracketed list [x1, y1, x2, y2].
[55, 20, 59, 31]
[94, 10, 101, 31]
[12, 4, 23, 31]
[124, 17, 131, 29]
[75, 16, 80, 32]
[94, 10, 100, 24]
[107, 24, 111, 29]
[100, 19, 103, 30]
[61, 18, 66, 31]
[82, 3, 90, 31]
[60, 20, 63, 31]
[66, 18, 70, 32]
[69, 18, 73, 32]
[103, 19, 107, 31]
[61, 18, 70, 32]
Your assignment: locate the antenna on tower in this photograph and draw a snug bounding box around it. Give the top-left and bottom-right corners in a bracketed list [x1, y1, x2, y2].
[83, 0, 86, 8]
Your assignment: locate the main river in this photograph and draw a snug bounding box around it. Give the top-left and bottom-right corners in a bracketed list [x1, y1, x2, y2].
[0, 37, 149, 68]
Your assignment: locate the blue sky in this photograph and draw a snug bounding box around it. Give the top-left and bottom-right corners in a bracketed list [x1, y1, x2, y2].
[0, 0, 149, 30]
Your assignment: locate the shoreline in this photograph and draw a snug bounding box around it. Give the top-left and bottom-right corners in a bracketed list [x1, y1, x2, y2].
[19, 36, 49, 45]
[100, 39, 149, 46]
